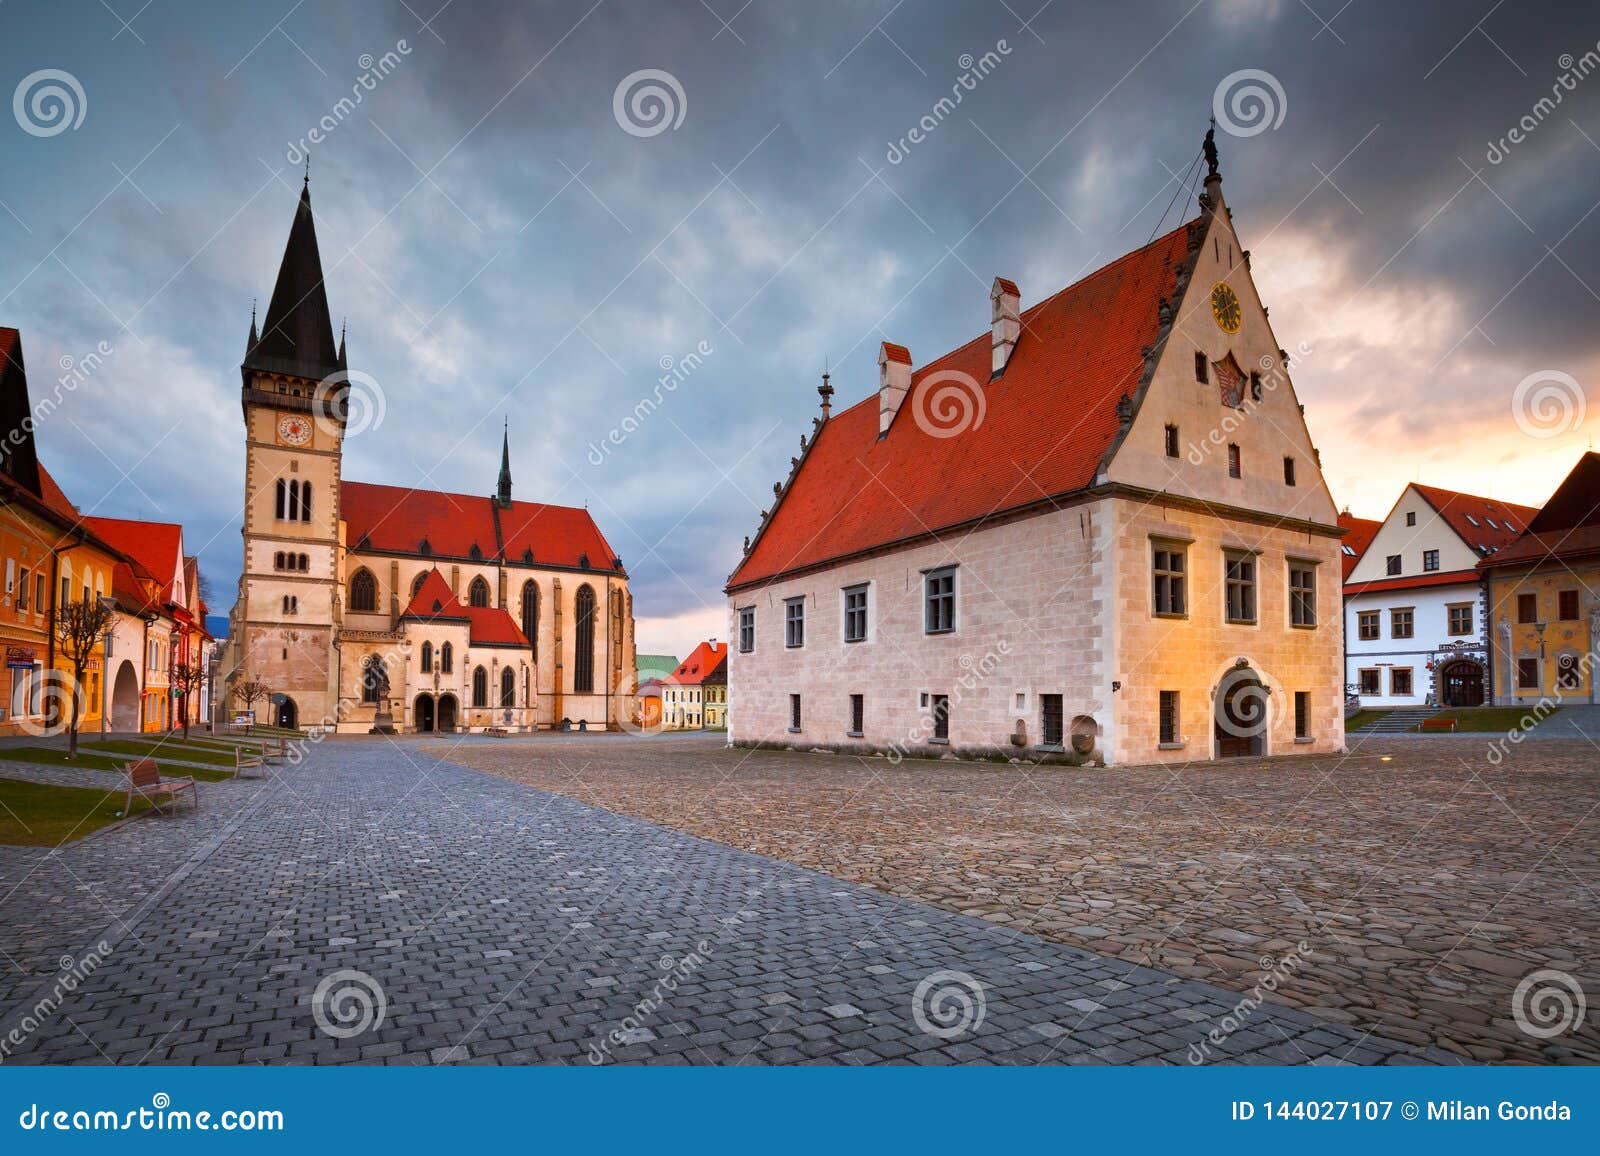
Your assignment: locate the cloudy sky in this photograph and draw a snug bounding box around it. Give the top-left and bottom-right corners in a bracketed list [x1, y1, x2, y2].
[3, 0, 1596, 659]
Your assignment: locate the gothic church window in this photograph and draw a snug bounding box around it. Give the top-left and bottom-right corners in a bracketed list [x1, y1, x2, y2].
[350, 569, 378, 613]
[574, 585, 596, 693]
[468, 577, 491, 608]
[521, 581, 538, 658]
[472, 666, 488, 707]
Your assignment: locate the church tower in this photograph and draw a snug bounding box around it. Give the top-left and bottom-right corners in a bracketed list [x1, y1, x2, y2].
[232, 176, 346, 730]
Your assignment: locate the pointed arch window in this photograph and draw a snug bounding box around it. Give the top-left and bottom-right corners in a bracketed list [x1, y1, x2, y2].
[420, 641, 433, 673]
[275, 479, 287, 520]
[361, 655, 386, 704]
[472, 665, 488, 708]
[411, 572, 430, 598]
[468, 576, 491, 608]
[300, 481, 312, 521]
[349, 569, 378, 613]
[439, 642, 453, 674]
[574, 584, 596, 694]
[521, 581, 538, 658]
[500, 666, 516, 709]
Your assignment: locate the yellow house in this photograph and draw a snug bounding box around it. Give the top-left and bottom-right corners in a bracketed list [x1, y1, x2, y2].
[1481, 452, 1599, 705]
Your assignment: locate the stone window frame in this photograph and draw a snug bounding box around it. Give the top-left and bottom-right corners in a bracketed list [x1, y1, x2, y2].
[1358, 668, 1380, 696]
[1158, 689, 1181, 748]
[788, 693, 802, 733]
[1390, 606, 1415, 639]
[923, 566, 957, 635]
[1287, 556, 1319, 629]
[1039, 693, 1064, 749]
[847, 692, 864, 738]
[1357, 610, 1380, 640]
[928, 693, 950, 744]
[1446, 602, 1474, 637]
[1150, 537, 1189, 619]
[1294, 690, 1311, 742]
[1222, 547, 1259, 626]
[1389, 666, 1414, 697]
[842, 583, 869, 644]
[784, 596, 806, 649]
[737, 606, 756, 654]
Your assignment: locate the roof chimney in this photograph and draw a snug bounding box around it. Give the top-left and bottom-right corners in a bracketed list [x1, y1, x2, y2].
[878, 341, 912, 436]
[990, 277, 1020, 377]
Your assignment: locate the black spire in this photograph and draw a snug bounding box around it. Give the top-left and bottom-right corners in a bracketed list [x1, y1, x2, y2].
[495, 419, 512, 508]
[244, 180, 340, 380]
[246, 299, 258, 353]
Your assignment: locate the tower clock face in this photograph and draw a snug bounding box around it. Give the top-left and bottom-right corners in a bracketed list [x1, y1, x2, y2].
[277, 414, 313, 446]
[1210, 282, 1243, 334]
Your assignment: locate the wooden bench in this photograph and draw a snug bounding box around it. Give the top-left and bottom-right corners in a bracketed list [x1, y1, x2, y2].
[233, 745, 267, 778]
[1420, 717, 1459, 732]
[124, 758, 198, 815]
[260, 737, 288, 764]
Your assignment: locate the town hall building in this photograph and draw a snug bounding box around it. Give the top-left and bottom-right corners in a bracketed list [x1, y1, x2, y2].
[725, 134, 1345, 765]
[218, 179, 636, 733]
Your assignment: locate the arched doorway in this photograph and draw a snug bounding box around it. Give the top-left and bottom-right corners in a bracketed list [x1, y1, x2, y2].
[275, 697, 298, 729]
[1439, 659, 1485, 707]
[414, 693, 435, 732]
[111, 660, 139, 732]
[1214, 665, 1268, 758]
[437, 694, 458, 732]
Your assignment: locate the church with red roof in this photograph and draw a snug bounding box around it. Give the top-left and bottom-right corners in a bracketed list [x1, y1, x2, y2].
[725, 133, 1345, 765]
[216, 179, 636, 734]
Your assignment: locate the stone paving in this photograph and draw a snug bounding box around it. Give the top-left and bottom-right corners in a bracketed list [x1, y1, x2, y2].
[447, 734, 1600, 1064]
[0, 737, 1443, 1065]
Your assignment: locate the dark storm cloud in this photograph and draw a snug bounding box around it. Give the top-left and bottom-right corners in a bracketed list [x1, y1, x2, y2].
[2, 0, 1596, 653]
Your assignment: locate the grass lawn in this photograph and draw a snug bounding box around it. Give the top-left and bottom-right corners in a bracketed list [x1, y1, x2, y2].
[0, 747, 234, 781]
[1344, 709, 1392, 732]
[1432, 705, 1562, 732]
[88, 739, 240, 768]
[0, 777, 151, 845]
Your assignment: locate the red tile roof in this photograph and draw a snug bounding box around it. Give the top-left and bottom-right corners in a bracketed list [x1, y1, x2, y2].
[667, 640, 728, 685]
[83, 517, 184, 602]
[342, 481, 620, 573]
[398, 566, 529, 647]
[882, 342, 912, 365]
[34, 464, 83, 527]
[728, 220, 1196, 589]
[1337, 512, 1381, 579]
[1481, 453, 1600, 570]
[1344, 568, 1481, 597]
[1410, 484, 1539, 557]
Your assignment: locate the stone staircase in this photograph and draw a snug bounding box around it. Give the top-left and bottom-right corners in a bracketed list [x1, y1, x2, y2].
[1352, 707, 1442, 735]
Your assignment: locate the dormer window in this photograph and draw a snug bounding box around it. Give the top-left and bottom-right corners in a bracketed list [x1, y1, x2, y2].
[1464, 514, 1479, 527]
[1485, 517, 1499, 530]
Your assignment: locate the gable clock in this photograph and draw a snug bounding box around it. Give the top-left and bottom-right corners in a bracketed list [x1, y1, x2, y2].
[1210, 281, 1242, 334]
[276, 412, 313, 447]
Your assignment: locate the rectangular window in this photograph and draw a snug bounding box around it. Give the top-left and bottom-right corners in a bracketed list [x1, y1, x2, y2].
[1194, 351, 1208, 382]
[738, 606, 755, 653]
[1405, 511, 1416, 527]
[924, 567, 956, 634]
[1556, 655, 1580, 690]
[1390, 608, 1414, 639]
[16, 567, 27, 610]
[1558, 589, 1579, 620]
[843, 584, 868, 643]
[60, 577, 69, 608]
[1224, 552, 1256, 624]
[1289, 564, 1317, 627]
[1358, 610, 1380, 640]
[1517, 593, 1537, 623]
[1358, 668, 1380, 696]
[33, 574, 43, 612]
[1040, 694, 1063, 747]
[784, 597, 805, 648]
[1423, 549, 1439, 572]
[1447, 604, 1473, 636]
[930, 694, 949, 742]
[1158, 690, 1179, 745]
[1152, 545, 1186, 617]
[848, 693, 864, 736]
[1283, 456, 1296, 486]
[1164, 424, 1179, 458]
[1294, 691, 1310, 739]
[789, 693, 801, 731]
[1385, 555, 1402, 576]
[1517, 658, 1540, 690]
[1227, 443, 1241, 478]
[1391, 668, 1413, 697]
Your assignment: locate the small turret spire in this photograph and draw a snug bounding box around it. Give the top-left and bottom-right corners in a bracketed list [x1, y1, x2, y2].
[247, 299, 258, 351]
[337, 317, 347, 367]
[818, 361, 834, 419]
[495, 419, 513, 508]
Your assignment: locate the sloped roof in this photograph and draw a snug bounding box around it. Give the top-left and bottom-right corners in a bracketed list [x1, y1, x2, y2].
[245, 181, 341, 380]
[667, 640, 728, 685]
[398, 566, 529, 648]
[1481, 453, 1600, 569]
[1410, 483, 1539, 557]
[1337, 511, 1381, 579]
[728, 219, 1196, 589]
[342, 480, 620, 573]
[702, 654, 728, 686]
[83, 517, 183, 602]
[1344, 568, 1480, 596]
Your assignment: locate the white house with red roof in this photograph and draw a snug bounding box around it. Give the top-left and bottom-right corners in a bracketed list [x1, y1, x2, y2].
[217, 179, 635, 733]
[662, 640, 727, 729]
[1344, 483, 1538, 709]
[725, 134, 1345, 765]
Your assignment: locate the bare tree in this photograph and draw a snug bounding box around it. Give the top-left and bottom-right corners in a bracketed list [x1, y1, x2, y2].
[234, 675, 270, 725]
[170, 661, 207, 739]
[53, 597, 116, 759]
